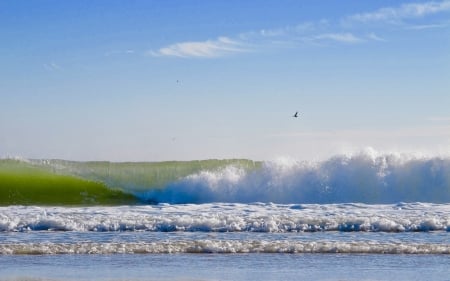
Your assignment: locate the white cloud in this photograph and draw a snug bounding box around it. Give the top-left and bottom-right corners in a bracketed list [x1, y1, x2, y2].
[366, 32, 386, 41]
[406, 23, 449, 29]
[149, 1, 448, 59]
[150, 37, 245, 58]
[259, 28, 287, 37]
[104, 49, 135, 56]
[348, 1, 450, 23]
[43, 62, 61, 71]
[150, 21, 332, 59]
[313, 33, 365, 43]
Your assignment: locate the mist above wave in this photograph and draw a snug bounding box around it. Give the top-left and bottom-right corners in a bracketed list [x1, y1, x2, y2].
[142, 151, 450, 204]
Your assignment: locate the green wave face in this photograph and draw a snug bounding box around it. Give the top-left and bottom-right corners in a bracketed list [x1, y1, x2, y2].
[0, 160, 138, 206]
[35, 159, 260, 192]
[0, 159, 259, 206]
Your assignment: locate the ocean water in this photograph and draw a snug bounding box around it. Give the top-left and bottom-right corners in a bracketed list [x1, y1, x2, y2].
[0, 153, 449, 280]
[1, 253, 449, 281]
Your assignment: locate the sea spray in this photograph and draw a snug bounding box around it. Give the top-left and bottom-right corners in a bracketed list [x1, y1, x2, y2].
[143, 152, 450, 204]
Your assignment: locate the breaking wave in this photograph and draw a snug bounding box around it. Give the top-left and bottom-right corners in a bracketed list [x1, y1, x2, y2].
[142, 152, 450, 204]
[1, 150, 450, 205]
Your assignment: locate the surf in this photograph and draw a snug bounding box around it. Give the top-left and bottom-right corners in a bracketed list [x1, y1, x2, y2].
[141, 152, 450, 204]
[1, 203, 449, 233]
[2, 240, 449, 255]
[1, 151, 449, 205]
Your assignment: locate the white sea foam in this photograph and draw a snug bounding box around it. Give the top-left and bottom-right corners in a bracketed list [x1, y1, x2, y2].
[142, 152, 450, 204]
[1, 240, 448, 255]
[0, 203, 448, 233]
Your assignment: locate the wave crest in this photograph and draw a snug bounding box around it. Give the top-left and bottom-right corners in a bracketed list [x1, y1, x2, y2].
[142, 152, 450, 204]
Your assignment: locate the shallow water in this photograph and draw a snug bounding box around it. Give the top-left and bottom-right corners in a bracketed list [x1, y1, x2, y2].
[1, 253, 449, 281]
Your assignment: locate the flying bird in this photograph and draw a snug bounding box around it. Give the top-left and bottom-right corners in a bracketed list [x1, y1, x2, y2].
[293, 111, 299, 118]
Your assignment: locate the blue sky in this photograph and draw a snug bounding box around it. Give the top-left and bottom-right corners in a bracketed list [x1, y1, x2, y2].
[1, 0, 450, 161]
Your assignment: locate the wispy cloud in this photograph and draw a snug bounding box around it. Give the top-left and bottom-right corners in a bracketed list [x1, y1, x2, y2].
[150, 30, 367, 59]
[406, 22, 449, 29]
[312, 33, 365, 44]
[347, 1, 450, 23]
[240, 22, 320, 40]
[43, 62, 61, 71]
[366, 32, 386, 41]
[149, 37, 246, 58]
[149, 1, 447, 59]
[149, 21, 330, 58]
[105, 49, 135, 56]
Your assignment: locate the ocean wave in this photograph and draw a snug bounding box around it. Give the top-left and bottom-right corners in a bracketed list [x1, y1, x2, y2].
[1, 240, 448, 255]
[2, 151, 450, 205]
[1, 203, 448, 233]
[142, 152, 450, 204]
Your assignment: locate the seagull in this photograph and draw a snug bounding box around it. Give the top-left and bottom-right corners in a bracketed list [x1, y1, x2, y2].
[293, 111, 299, 118]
